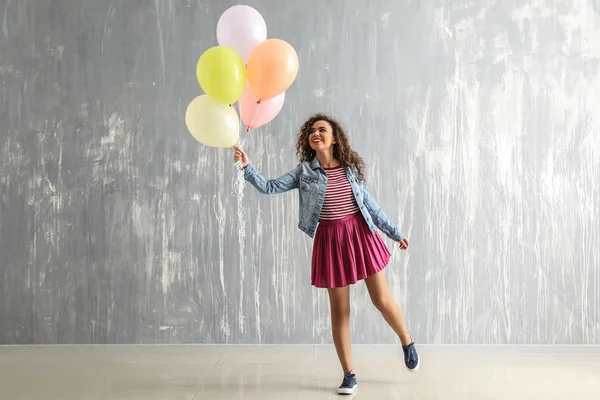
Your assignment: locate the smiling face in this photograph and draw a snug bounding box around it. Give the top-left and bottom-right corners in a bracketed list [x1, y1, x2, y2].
[296, 113, 366, 180]
[308, 120, 336, 151]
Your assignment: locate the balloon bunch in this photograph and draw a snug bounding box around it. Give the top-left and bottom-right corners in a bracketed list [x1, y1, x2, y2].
[185, 5, 299, 148]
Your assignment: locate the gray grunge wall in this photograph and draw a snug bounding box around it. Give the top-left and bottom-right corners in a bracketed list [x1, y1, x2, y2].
[1, 0, 599, 344]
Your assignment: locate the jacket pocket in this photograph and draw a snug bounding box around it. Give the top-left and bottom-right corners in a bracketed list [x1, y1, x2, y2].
[299, 175, 318, 192]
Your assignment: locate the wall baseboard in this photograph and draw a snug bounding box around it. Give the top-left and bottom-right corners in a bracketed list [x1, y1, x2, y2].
[1, 344, 600, 355]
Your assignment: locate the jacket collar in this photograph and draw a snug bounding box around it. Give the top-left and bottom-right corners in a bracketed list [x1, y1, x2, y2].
[309, 157, 355, 177]
[309, 157, 321, 170]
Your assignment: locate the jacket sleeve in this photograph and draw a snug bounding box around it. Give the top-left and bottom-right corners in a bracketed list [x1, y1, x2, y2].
[362, 183, 405, 242]
[243, 163, 300, 194]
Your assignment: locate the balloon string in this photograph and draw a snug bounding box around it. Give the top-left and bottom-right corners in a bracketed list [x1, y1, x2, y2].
[233, 152, 246, 334]
[232, 99, 263, 330]
[232, 100, 247, 319]
[233, 101, 245, 169]
[247, 100, 262, 132]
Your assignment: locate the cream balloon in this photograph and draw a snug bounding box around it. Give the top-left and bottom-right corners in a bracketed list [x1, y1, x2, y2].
[185, 95, 240, 148]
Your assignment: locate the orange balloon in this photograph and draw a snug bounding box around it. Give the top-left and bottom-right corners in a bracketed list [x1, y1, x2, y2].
[247, 39, 299, 100]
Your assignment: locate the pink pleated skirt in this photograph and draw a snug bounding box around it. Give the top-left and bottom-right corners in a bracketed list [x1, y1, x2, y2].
[311, 212, 391, 288]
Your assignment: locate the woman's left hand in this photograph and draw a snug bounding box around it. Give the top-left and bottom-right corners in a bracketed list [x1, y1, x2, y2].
[399, 237, 409, 250]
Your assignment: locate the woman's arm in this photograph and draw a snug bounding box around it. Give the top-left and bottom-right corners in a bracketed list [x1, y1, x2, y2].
[362, 183, 405, 242]
[235, 145, 300, 194]
[243, 163, 300, 194]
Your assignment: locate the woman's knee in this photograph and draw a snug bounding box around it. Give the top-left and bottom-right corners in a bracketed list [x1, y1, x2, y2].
[328, 287, 350, 325]
[330, 300, 350, 326]
[371, 294, 393, 313]
[330, 304, 350, 325]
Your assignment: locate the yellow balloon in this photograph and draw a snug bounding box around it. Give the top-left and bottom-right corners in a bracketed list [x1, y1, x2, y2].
[196, 46, 247, 104]
[185, 95, 240, 148]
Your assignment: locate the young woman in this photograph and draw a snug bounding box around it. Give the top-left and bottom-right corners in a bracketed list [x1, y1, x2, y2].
[234, 114, 419, 395]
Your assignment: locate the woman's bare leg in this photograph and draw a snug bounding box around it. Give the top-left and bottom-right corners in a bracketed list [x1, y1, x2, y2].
[327, 286, 353, 374]
[364, 271, 412, 345]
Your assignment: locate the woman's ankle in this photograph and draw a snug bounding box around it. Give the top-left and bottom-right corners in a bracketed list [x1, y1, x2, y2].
[400, 333, 412, 346]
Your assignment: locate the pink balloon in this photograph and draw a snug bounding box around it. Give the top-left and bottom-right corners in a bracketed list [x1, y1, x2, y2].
[238, 84, 285, 130]
[216, 5, 267, 64]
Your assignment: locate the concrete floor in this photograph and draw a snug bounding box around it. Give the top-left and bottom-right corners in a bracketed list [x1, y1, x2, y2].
[0, 345, 599, 399]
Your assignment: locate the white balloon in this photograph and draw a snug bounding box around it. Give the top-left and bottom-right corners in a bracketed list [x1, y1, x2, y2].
[217, 5, 267, 64]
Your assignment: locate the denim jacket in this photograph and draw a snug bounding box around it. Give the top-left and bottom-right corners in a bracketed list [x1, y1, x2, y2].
[243, 157, 404, 242]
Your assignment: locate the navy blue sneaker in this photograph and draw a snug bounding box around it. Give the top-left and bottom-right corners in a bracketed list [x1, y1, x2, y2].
[337, 371, 357, 395]
[403, 342, 420, 372]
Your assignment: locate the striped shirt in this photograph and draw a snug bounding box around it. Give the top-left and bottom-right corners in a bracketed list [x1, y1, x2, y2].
[320, 165, 360, 221]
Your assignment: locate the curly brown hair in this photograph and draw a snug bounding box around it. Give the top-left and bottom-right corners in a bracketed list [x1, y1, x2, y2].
[296, 114, 366, 181]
